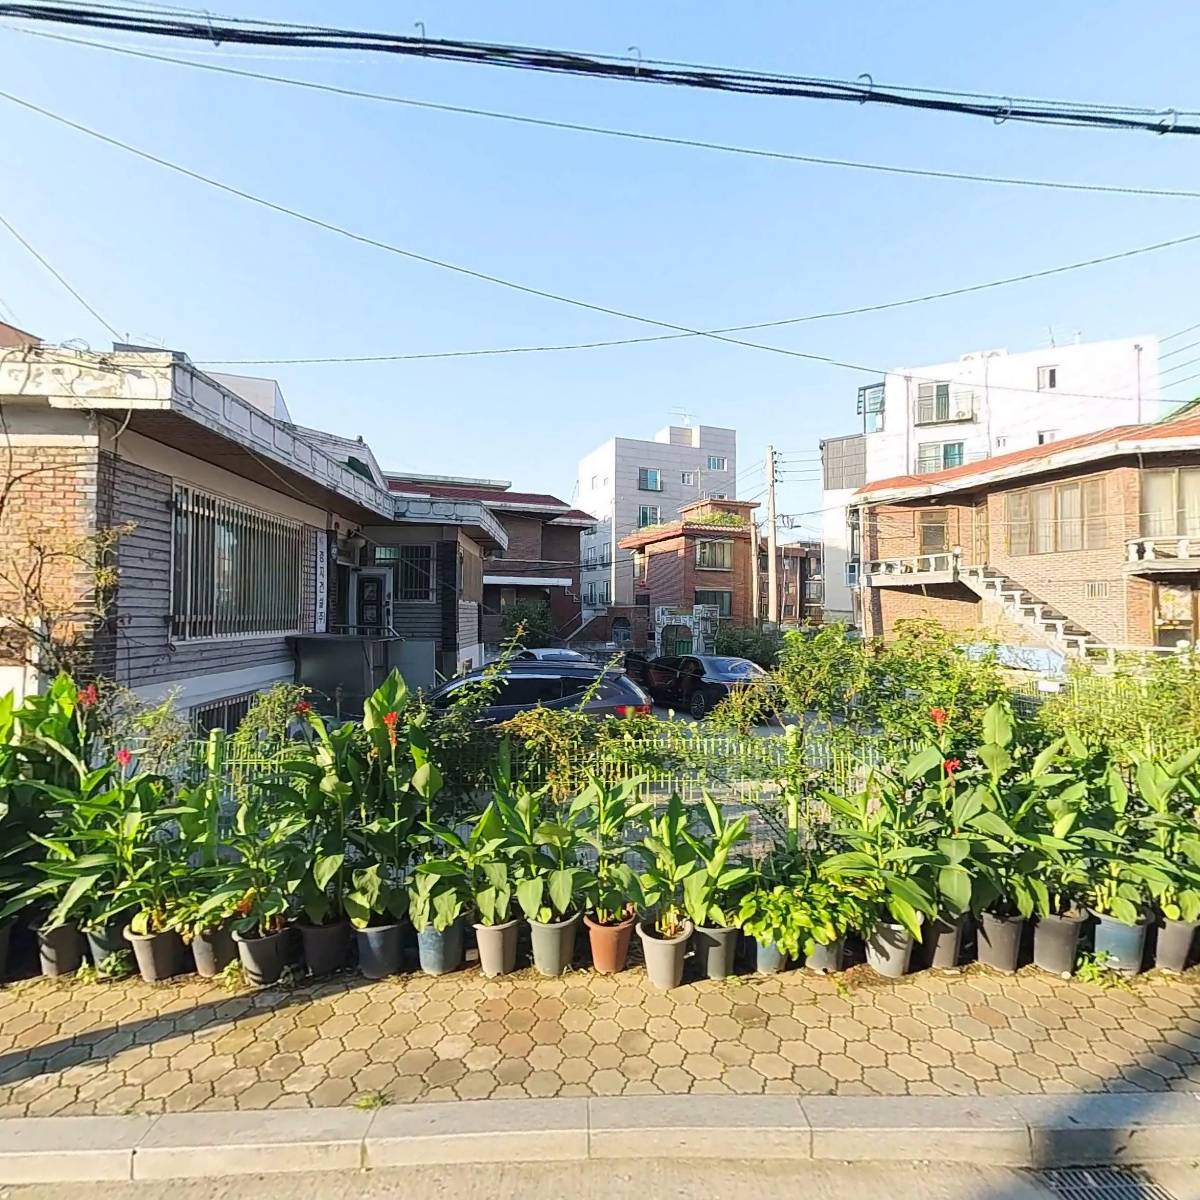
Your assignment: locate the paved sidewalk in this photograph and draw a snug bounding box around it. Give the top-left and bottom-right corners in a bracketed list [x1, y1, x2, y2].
[0, 963, 1197, 1117]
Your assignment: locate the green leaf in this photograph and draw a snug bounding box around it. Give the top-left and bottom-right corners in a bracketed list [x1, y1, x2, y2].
[515, 877, 544, 922]
[547, 869, 576, 917]
[313, 853, 344, 891]
[937, 865, 972, 916]
[902, 746, 943, 783]
[982, 701, 1013, 749]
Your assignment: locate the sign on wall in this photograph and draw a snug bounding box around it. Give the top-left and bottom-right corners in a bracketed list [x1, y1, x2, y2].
[315, 530, 330, 633]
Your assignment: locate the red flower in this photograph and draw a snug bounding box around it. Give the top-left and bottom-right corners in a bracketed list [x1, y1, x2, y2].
[383, 711, 399, 728]
[929, 707, 948, 726]
[77, 683, 98, 709]
[943, 758, 962, 778]
[115, 748, 132, 768]
[294, 700, 312, 715]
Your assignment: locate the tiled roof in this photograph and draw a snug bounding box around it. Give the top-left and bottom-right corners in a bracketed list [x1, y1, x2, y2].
[857, 416, 1200, 499]
[388, 477, 595, 523]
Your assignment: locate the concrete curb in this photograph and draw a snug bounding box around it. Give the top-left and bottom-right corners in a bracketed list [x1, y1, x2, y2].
[1, 1093, 1199, 1183]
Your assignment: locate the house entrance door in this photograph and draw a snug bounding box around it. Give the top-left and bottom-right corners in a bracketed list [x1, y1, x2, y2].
[353, 570, 393, 635]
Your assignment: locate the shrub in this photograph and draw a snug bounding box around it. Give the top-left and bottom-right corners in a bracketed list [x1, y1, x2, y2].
[500, 599, 553, 648]
[712, 624, 784, 668]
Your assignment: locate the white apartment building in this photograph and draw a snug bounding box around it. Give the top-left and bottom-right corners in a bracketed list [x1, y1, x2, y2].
[820, 335, 1162, 623]
[577, 425, 737, 608]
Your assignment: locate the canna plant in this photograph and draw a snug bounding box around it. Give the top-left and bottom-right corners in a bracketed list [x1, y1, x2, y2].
[681, 792, 752, 931]
[1128, 745, 1200, 923]
[636, 794, 698, 938]
[572, 775, 649, 925]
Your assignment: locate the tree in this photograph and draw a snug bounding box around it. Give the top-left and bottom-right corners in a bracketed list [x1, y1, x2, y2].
[500, 599, 553, 648]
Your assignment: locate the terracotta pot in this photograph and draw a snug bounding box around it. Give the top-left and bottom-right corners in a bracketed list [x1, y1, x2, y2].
[584, 913, 635, 974]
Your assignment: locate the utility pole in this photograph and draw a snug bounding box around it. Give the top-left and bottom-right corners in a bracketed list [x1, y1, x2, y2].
[766, 445, 779, 625]
[750, 518, 762, 628]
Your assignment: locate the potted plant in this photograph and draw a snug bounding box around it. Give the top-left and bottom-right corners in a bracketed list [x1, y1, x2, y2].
[794, 872, 872, 973]
[409, 863, 467, 975]
[174, 881, 240, 978]
[346, 864, 408, 978]
[737, 884, 801, 974]
[424, 804, 518, 977]
[225, 788, 306, 986]
[635, 794, 698, 989]
[497, 781, 588, 977]
[577, 776, 649, 974]
[1130, 746, 1200, 972]
[682, 793, 751, 979]
[821, 748, 940, 978]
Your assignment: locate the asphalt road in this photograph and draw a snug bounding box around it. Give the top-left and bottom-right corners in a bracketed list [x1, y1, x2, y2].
[5, 1161, 1198, 1200]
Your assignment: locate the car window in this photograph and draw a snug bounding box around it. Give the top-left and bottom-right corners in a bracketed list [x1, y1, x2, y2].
[492, 674, 564, 706]
[431, 678, 480, 708]
[514, 650, 536, 660]
[682, 658, 702, 677]
[559, 675, 594, 698]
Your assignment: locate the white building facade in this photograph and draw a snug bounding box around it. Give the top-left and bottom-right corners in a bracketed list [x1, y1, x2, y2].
[821, 336, 1162, 623]
[577, 425, 737, 609]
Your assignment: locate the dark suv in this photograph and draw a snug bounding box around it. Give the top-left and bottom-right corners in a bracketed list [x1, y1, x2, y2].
[427, 661, 652, 726]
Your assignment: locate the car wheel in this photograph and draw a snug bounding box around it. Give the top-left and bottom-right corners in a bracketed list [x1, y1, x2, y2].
[689, 691, 709, 719]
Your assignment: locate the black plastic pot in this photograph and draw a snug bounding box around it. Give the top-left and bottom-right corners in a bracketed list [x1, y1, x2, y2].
[0, 919, 11, 981]
[38, 924, 84, 977]
[924, 914, 967, 969]
[192, 923, 237, 978]
[125, 928, 185, 983]
[233, 927, 291, 986]
[85, 921, 131, 968]
[692, 925, 739, 980]
[298, 918, 351, 977]
[978, 912, 1024, 973]
[1033, 912, 1085, 976]
[1156, 918, 1199, 973]
[356, 923, 404, 979]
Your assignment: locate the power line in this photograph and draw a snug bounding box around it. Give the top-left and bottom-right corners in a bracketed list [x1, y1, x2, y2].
[0, 208, 121, 338]
[16, 27, 1200, 203]
[1160, 354, 1200, 376]
[1161, 337, 1200, 359]
[4, 85, 1198, 408]
[3, 2, 1200, 135]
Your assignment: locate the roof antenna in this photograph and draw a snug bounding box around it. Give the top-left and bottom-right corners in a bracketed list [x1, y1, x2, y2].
[627, 46, 642, 76]
[669, 407, 694, 427]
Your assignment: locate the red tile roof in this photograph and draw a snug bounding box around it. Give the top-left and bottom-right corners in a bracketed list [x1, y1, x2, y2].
[857, 415, 1200, 498]
[388, 478, 567, 507]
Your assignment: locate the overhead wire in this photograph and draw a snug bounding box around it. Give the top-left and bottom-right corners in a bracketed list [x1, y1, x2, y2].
[3, 2, 1200, 134]
[2, 87, 1197, 408]
[13, 27, 1200, 203]
[1163, 321, 1200, 343]
[1161, 337, 1200, 359]
[0, 208, 121, 338]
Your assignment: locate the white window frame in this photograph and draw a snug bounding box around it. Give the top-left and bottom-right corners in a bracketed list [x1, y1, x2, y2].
[170, 484, 303, 641]
[637, 504, 661, 527]
[916, 441, 965, 473]
[844, 561, 860, 587]
[706, 456, 728, 472]
[695, 539, 733, 570]
[681, 470, 697, 486]
[1038, 365, 1058, 391]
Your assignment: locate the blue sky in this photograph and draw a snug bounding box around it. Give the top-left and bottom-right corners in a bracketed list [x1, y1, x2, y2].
[3, 2, 1200, 535]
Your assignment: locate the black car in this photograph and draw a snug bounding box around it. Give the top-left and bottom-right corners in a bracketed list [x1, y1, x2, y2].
[627, 654, 767, 718]
[427, 661, 652, 726]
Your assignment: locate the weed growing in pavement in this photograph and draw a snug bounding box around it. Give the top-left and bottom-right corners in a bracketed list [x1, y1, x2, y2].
[218, 959, 246, 991]
[354, 1090, 393, 1111]
[1075, 950, 1132, 990]
[75, 951, 133, 984]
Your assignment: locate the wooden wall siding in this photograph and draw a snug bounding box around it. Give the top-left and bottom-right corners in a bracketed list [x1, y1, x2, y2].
[457, 601, 480, 650]
[437, 541, 458, 653]
[106, 453, 306, 689]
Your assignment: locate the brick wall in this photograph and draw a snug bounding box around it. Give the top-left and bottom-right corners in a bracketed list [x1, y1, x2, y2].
[642, 529, 755, 625]
[0, 444, 102, 675]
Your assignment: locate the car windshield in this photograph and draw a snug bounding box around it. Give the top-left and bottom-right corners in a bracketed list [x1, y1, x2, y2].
[701, 657, 765, 677]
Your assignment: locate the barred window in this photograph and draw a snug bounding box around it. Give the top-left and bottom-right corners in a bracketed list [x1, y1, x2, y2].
[396, 545, 435, 602]
[171, 486, 302, 640]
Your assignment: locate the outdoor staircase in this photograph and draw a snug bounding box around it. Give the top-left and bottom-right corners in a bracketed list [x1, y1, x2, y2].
[958, 564, 1103, 657]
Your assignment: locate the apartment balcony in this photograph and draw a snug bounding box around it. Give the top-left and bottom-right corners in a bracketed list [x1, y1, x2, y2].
[863, 550, 960, 587]
[1125, 536, 1200, 575]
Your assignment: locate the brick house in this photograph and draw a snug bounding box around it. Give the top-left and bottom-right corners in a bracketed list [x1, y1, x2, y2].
[756, 541, 814, 626]
[383, 475, 594, 652]
[619, 498, 758, 652]
[854, 415, 1200, 653]
[0, 339, 507, 719]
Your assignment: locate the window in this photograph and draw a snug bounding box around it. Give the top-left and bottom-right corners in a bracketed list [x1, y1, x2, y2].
[493, 673, 567, 707]
[1154, 584, 1197, 648]
[585, 582, 596, 605]
[171, 485, 302, 640]
[637, 504, 661, 527]
[916, 441, 964, 473]
[1086, 582, 1112, 601]
[844, 561, 859, 586]
[1038, 429, 1059, 445]
[694, 589, 732, 617]
[804, 578, 824, 602]
[707, 456, 728, 471]
[590, 475, 599, 489]
[681, 470, 697, 486]
[1141, 468, 1200, 538]
[394, 545, 435, 601]
[638, 466, 663, 492]
[916, 381, 950, 425]
[599, 580, 611, 605]
[695, 539, 733, 570]
[857, 382, 885, 433]
[585, 546, 596, 565]
[1006, 477, 1106, 555]
[918, 510, 948, 555]
[1038, 366, 1058, 391]
[995, 435, 1008, 450]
